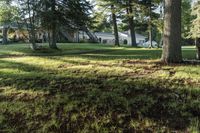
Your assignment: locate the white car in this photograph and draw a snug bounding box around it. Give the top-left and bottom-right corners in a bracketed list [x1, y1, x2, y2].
[0, 38, 10, 43]
[140, 40, 158, 48]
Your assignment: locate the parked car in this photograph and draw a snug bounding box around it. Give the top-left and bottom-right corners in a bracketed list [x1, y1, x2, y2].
[139, 40, 158, 48]
[0, 38, 11, 43]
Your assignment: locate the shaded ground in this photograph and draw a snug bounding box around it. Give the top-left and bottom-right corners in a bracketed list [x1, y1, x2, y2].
[0, 43, 199, 132]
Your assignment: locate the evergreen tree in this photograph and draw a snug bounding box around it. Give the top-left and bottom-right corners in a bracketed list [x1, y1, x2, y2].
[138, 0, 160, 48]
[111, 4, 120, 46]
[16, 0, 92, 49]
[96, 0, 120, 46]
[91, 12, 112, 32]
[38, 0, 92, 48]
[120, 0, 138, 46]
[0, 0, 19, 44]
[17, 0, 41, 50]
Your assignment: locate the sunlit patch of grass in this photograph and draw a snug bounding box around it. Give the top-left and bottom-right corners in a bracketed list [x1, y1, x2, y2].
[174, 66, 200, 79]
[188, 118, 200, 133]
[1, 87, 49, 101]
[0, 43, 199, 132]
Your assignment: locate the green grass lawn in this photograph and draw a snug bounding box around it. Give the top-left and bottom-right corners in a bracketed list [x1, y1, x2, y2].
[0, 43, 199, 132]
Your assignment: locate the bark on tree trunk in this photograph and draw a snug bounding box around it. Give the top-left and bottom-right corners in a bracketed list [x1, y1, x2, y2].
[158, 1, 164, 48]
[49, 24, 58, 49]
[148, 1, 153, 48]
[29, 20, 37, 50]
[195, 38, 200, 60]
[30, 32, 37, 50]
[27, 0, 37, 50]
[149, 23, 153, 48]
[161, 0, 182, 63]
[2, 25, 8, 45]
[49, 0, 58, 49]
[111, 5, 120, 46]
[127, 0, 137, 47]
[196, 47, 200, 60]
[28, 19, 37, 50]
[159, 34, 163, 48]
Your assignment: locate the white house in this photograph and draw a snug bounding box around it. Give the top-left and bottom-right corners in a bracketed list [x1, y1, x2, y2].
[64, 30, 158, 47]
[94, 32, 116, 44]
[93, 31, 159, 47]
[93, 32, 147, 45]
[124, 32, 147, 45]
[78, 31, 147, 45]
[63, 30, 158, 47]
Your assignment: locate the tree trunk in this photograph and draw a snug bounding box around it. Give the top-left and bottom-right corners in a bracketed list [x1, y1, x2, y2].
[127, 0, 137, 47]
[111, 5, 120, 46]
[196, 47, 200, 60]
[49, 0, 58, 49]
[195, 38, 200, 60]
[149, 23, 153, 48]
[148, 1, 153, 48]
[27, 0, 37, 50]
[2, 25, 8, 45]
[75, 31, 80, 43]
[29, 21, 37, 50]
[161, 0, 182, 63]
[29, 24, 37, 50]
[158, 34, 163, 48]
[30, 34, 37, 50]
[49, 24, 58, 49]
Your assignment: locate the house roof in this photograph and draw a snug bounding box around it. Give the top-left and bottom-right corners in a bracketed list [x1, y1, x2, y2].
[0, 22, 28, 30]
[95, 32, 114, 37]
[95, 32, 147, 39]
[121, 32, 147, 39]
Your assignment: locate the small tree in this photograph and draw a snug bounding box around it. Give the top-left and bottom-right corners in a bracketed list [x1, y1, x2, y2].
[188, 1, 200, 60]
[0, 1, 19, 44]
[182, 0, 192, 40]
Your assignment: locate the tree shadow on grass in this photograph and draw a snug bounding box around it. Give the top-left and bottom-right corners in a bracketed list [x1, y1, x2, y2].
[42, 48, 195, 62]
[0, 59, 199, 132]
[0, 44, 197, 63]
[0, 60, 44, 72]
